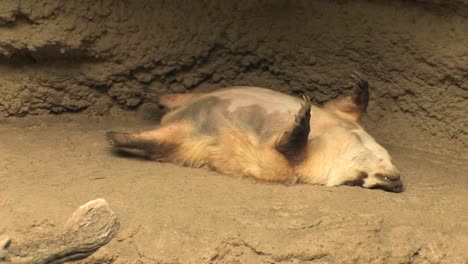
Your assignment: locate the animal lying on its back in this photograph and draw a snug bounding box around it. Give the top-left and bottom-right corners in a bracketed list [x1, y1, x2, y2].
[106, 73, 403, 192]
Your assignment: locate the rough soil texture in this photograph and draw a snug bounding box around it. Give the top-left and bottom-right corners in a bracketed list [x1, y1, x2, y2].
[0, 115, 467, 264]
[0, 0, 467, 155]
[0, 1, 467, 263]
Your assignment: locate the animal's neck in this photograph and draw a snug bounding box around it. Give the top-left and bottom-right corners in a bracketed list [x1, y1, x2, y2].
[292, 140, 331, 185]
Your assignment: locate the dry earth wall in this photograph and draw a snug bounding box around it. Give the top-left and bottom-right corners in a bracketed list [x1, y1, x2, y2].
[0, 0, 467, 154]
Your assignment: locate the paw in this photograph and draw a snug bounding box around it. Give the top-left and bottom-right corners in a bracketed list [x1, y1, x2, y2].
[284, 176, 300, 186]
[300, 94, 311, 107]
[349, 71, 368, 90]
[105, 131, 118, 146]
[294, 95, 311, 126]
[0, 235, 10, 260]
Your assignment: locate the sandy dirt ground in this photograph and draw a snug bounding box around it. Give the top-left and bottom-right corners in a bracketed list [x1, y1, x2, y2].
[0, 114, 467, 264]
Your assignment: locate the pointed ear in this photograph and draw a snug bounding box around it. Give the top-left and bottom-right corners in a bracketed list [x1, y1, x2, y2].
[350, 72, 369, 113]
[323, 73, 369, 122]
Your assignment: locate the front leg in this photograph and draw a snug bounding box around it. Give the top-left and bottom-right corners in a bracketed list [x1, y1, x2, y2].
[276, 95, 311, 163]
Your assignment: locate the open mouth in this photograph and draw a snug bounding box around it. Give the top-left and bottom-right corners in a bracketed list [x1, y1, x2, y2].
[342, 174, 404, 193]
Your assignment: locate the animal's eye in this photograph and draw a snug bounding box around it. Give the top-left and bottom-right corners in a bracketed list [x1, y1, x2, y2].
[376, 173, 392, 182]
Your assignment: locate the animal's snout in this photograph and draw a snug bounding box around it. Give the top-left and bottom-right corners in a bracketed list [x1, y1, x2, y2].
[375, 172, 400, 182]
[391, 185, 404, 193]
[374, 172, 404, 193]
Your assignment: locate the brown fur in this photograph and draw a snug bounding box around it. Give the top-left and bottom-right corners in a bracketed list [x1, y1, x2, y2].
[107, 74, 403, 192]
[323, 96, 363, 122]
[109, 91, 359, 181]
[323, 73, 369, 122]
[108, 123, 292, 182]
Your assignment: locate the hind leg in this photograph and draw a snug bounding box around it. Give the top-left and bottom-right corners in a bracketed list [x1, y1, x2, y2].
[106, 122, 189, 161]
[208, 129, 295, 183]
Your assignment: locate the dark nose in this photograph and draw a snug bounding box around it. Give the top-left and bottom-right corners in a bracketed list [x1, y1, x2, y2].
[391, 184, 404, 193]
